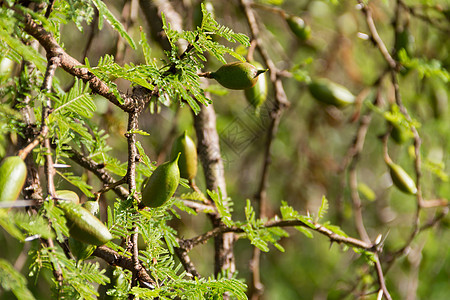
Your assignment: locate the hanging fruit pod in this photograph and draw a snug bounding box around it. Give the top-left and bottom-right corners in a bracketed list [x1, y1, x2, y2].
[170, 131, 198, 181]
[386, 161, 417, 195]
[244, 61, 268, 111]
[308, 78, 355, 107]
[210, 62, 267, 90]
[59, 201, 113, 246]
[141, 154, 180, 208]
[0, 156, 27, 202]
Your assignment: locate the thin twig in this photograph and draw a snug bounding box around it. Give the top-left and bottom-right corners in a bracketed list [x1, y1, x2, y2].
[40, 53, 64, 287]
[357, 0, 398, 70]
[174, 247, 201, 278]
[125, 111, 142, 296]
[374, 253, 392, 300]
[21, 14, 147, 112]
[93, 245, 156, 288]
[398, 0, 450, 34]
[178, 218, 374, 253]
[239, 0, 290, 297]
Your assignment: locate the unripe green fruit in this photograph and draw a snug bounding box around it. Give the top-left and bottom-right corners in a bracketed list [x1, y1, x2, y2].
[170, 132, 198, 181]
[68, 200, 100, 260]
[211, 62, 267, 90]
[55, 190, 80, 204]
[59, 201, 113, 246]
[83, 200, 100, 215]
[387, 161, 417, 195]
[141, 154, 180, 208]
[0, 156, 27, 202]
[244, 61, 268, 110]
[308, 79, 355, 107]
[286, 15, 311, 41]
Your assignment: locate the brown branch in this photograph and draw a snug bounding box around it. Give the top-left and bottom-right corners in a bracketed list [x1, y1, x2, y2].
[387, 73, 424, 263]
[66, 148, 130, 200]
[357, 0, 398, 70]
[374, 253, 392, 300]
[419, 207, 449, 231]
[81, 10, 98, 60]
[178, 218, 374, 253]
[38, 52, 64, 286]
[125, 111, 143, 294]
[93, 245, 156, 288]
[239, 0, 290, 297]
[174, 247, 201, 279]
[17, 126, 47, 161]
[193, 101, 235, 276]
[21, 14, 144, 112]
[14, 41, 45, 205]
[178, 198, 216, 213]
[41, 56, 59, 198]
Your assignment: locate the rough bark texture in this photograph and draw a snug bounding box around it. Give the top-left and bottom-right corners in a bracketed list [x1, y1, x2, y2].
[193, 103, 235, 276]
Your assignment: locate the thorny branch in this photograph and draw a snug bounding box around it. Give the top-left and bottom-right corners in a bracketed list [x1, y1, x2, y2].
[39, 54, 64, 286]
[139, 0, 210, 279]
[177, 218, 374, 254]
[240, 0, 290, 297]
[125, 111, 143, 295]
[93, 245, 156, 288]
[357, 0, 398, 70]
[21, 14, 149, 112]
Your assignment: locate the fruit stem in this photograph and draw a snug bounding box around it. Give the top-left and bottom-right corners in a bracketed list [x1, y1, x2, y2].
[198, 71, 213, 78]
[256, 69, 268, 77]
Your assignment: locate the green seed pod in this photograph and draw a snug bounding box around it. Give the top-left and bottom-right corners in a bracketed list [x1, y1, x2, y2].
[55, 190, 80, 204]
[141, 154, 180, 208]
[286, 15, 311, 41]
[68, 200, 100, 260]
[387, 161, 417, 195]
[244, 61, 268, 110]
[211, 62, 267, 90]
[0, 156, 27, 202]
[170, 131, 198, 181]
[83, 200, 100, 216]
[308, 78, 355, 107]
[59, 201, 113, 246]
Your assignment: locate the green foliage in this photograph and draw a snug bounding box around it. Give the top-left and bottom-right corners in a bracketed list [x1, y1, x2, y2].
[0, 16, 46, 73]
[50, 78, 96, 118]
[0, 259, 35, 300]
[316, 195, 329, 222]
[30, 246, 109, 299]
[208, 189, 233, 226]
[91, 0, 136, 49]
[242, 200, 288, 252]
[131, 275, 247, 300]
[52, 0, 95, 31]
[0, 0, 449, 298]
[399, 49, 449, 82]
[42, 200, 69, 243]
